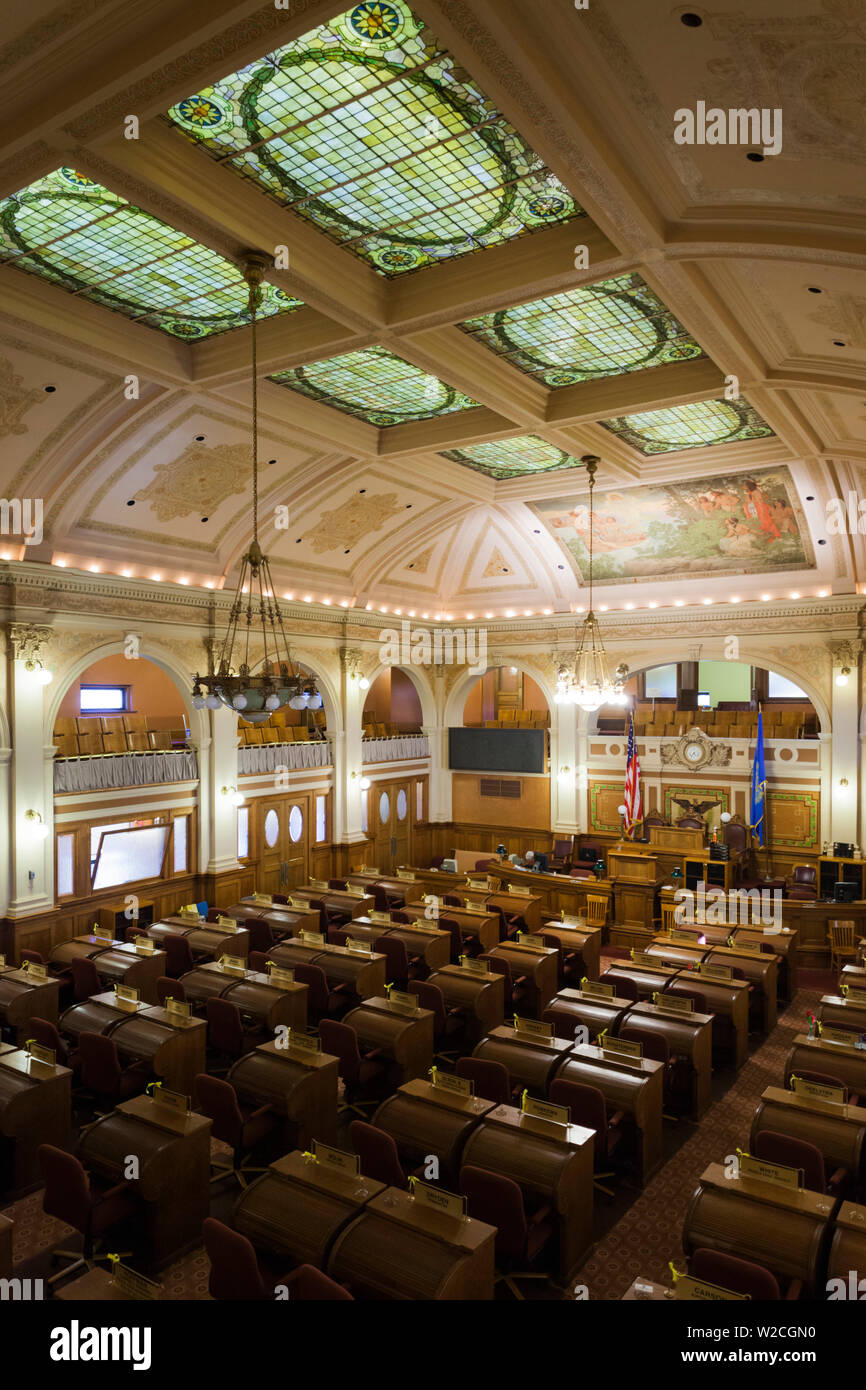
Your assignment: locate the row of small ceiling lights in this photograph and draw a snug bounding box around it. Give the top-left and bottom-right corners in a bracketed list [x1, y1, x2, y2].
[30, 558, 832, 613]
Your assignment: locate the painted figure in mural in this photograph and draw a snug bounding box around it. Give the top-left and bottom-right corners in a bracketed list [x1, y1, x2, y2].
[742, 479, 781, 540]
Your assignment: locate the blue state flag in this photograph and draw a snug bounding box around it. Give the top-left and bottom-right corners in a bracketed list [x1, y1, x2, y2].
[750, 712, 766, 846]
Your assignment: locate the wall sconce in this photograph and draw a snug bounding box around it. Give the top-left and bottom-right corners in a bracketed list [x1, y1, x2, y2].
[839, 778, 849, 788]
[24, 659, 52, 685]
[358, 676, 370, 690]
[558, 765, 571, 782]
[835, 667, 851, 688]
[221, 785, 245, 806]
[25, 810, 49, 840]
[350, 772, 372, 791]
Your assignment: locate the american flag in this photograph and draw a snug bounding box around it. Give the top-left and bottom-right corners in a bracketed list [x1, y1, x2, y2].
[623, 713, 642, 838]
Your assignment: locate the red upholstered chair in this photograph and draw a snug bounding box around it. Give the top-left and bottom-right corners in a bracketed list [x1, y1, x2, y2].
[599, 970, 639, 1002]
[328, 928, 350, 948]
[456, 1056, 511, 1107]
[272, 893, 289, 905]
[163, 933, 195, 979]
[408, 979, 465, 1060]
[480, 953, 529, 1015]
[77, 1032, 150, 1108]
[619, 1024, 682, 1119]
[246, 918, 274, 955]
[293, 961, 348, 1024]
[203, 1218, 275, 1300]
[788, 865, 818, 900]
[318, 1019, 389, 1118]
[551, 839, 573, 870]
[194, 1074, 277, 1188]
[440, 915, 480, 961]
[38, 1144, 137, 1286]
[20, 948, 45, 967]
[329, 878, 348, 891]
[28, 1017, 80, 1075]
[70, 956, 101, 1002]
[569, 867, 593, 880]
[429, 856, 444, 869]
[549, 1077, 624, 1198]
[349, 1119, 407, 1187]
[753, 1127, 845, 1195]
[206, 908, 222, 922]
[443, 894, 462, 907]
[390, 909, 411, 924]
[156, 976, 186, 1006]
[670, 988, 707, 1013]
[206, 997, 255, 1068]
[690, 1247, 781, 1301]
[283, 1264, 353, 1301]
[459, 1165, 554, 1299]
[124, 924, 149, 944]
[372, 884, 390, 913]
[373, 934, 409, 990]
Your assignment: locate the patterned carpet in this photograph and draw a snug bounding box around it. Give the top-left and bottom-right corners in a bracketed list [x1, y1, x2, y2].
[1, 969, 833, 1300]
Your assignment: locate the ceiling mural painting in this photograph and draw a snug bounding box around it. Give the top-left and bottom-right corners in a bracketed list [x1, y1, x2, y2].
[531, 465, 814, 584]
[0, 168, 301, 340]
[166, 0, 582, 277]
[458, 273, 705, 386]
[270, 346, 478, 424]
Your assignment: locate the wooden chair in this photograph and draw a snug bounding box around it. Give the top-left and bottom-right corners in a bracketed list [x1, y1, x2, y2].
[76, 731, 103, 755]
[148, 730, 172, 750]
[244, 727, 263, 745]
[126, 732, 149, 752]
[828, 921, 858, 972]
[586, 895, 607, 927]
[294, 727, 309, 741]
[54, 716, 78, 738]
[660, 902, 678, 933]
[100, 717, 125, 736]
[123, 714, 147, 734]
[102, 732, 126, 754]
[261, 728, 279, 743]
[54, 732, 77, 757]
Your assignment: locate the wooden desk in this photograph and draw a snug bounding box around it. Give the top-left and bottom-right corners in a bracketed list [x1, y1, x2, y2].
[426, 965, 505, 1043]
[660, 968, 751, 1070]
[624, 1000, 714, 1120]
[461, 1101, 594, 1281]
[533, 922, 602, 981]
[658, 887, 799, 997]
[60, 992, 206, 1097]
[786, 1033, 866, 1098]
[782, 898, 866, 969]
[602, 959, 681, 1001]
[267, 939, 387, 1000]
[147, 917, 250, 961]
[178, 962, 308, 1033]
[0, 1045, 72, 1196]
[78, 1093, 211, 1269]
[328, 1185, 496, 1300]
[542, 987, 631, 1043]
[826, 1201, 866, 1292]
[226, 899, 320, 938]
[841, 964, 866, 991]
[473, 1024, 573, 1098]
[339, 917, 451, 972]
[0, 970, 60, 1043]
[346, 873, 426, 906]
[431, 905, 499, 954]
[227, 1039, 338, 1149]
[751, 1085, 866, 1185]
[372, 1079, 495, 1186]
[555, 1042, 664, 1186]
[487, 940, 559, 1016]
[234, 1148, 385, 1265]
[343, 997, 434, 1084]
[473, 863, 613, 924]
[682, 1160, 836, 1297]
[651, 935, 778, 1032]
[486, 892, 543, 933]
[820, 994, 866, 1036]
[292, 887, 374, 920]
[49, 936, 166, 1004]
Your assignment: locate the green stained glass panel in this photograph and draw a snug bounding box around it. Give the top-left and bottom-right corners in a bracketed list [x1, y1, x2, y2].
[270, 347, 478, 425]
[166, 0, 583, 276]
[458, 273, 705, 385]
[0, 167, 302, 339]
[440, 434, 585, 480]
[599, 399, 775, 455]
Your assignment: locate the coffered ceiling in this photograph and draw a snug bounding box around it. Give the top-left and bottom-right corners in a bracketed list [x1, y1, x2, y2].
[0, 0, 862, 617]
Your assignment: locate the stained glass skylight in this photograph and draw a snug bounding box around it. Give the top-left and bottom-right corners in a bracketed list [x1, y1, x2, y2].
[599, 399, 775, 455]
[166, 0, 582, 277]
[270, 347, 478, 425]
[0, 167, 302, 339]
[458, 273, 705, 386]
[440, 435, 586, 480]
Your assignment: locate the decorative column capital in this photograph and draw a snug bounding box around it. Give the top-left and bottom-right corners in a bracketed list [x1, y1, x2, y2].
[827, 639, 858, 668]
[7, 622, 54, 664]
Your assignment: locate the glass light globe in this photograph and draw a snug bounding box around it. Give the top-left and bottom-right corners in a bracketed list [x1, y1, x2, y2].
[307, 692, 323, 710]
[232, 693, 248, 710]
[360, 776, 371, 790]
[836, 670, 849, 687]
[205, 694, 221, 709]
[192, 695, 205, 709]
[618, 804, 628, 815]
[232, 790, 245, 807]
[720, 812, 732, 823]
[359, 677, 370, 690]
[288, 695, 306, 710]
[37, 667, 53, 685]
[264, 693, 280, 711]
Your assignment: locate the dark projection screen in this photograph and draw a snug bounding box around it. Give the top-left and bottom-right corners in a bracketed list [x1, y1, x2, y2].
[448, 727, 545, 773]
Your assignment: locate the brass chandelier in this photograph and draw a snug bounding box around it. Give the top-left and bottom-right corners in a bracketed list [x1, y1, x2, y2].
[554, 455, 629, 712]
[192, 254, 321, 724]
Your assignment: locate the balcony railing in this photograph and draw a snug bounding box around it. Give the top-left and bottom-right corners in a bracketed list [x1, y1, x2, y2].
[54, 749, 198, 793]
[362, 734, 429, 762]
[239, 740, 332, 774]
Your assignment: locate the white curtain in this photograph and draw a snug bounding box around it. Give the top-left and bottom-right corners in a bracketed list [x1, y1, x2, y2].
[238, 740, 332, 774]
[54, 750, 198, 793]
[362, 735, 430, 763]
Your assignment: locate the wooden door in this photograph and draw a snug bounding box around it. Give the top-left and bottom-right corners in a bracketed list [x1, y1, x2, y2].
[373, 780, 413, 872]
[257, 795, 310, 892]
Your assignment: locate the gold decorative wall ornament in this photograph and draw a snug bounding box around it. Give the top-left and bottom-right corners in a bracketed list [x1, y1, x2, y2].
[660, 727, 732, 769]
